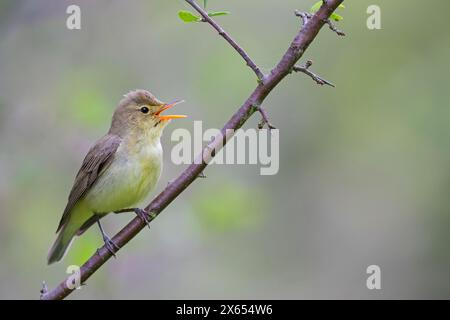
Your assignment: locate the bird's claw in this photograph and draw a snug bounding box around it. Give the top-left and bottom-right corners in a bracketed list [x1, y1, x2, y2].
[134, 208, 151, 229]
[102, 235, 120, 257]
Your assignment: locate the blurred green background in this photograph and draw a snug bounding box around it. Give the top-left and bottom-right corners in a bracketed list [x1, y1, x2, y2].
[1, 0, 449, 299]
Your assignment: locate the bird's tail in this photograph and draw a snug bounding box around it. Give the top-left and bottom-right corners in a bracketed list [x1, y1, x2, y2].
[47, 203, 91, 265]
[47, 225, 76, 265]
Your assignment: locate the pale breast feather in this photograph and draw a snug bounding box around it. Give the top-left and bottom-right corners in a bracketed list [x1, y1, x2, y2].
[84, 140, 162, 213]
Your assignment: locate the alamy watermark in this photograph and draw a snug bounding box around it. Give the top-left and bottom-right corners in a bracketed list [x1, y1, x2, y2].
[170, 121, 279, 176]
[66, 5, 81, 30]
[367, 5, 381, 30]
[66, 265, 82, 290]
[366, 264, 381, 290]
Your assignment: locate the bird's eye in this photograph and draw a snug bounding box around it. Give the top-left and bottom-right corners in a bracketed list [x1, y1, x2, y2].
[140, 106, 149, 114]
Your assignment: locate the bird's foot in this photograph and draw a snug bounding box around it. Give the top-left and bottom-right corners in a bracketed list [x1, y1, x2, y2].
[102, 234, 120, 257]
[114, 207, 154, 229]
[97, 220, 120, 257]
[134, 208, 152, 229]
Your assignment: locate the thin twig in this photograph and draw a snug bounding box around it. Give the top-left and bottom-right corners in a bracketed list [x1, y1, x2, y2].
[197, 171, 207, 178]
[185, 0, 265, 82]
[295, 10, 345, 36]
[39, 281, 48, 299]
[295, 10, 311, 26]
[258, 107, 276, 130]
[41, 0, 344, 300]
[324, 18, 346, 36]
[293, 60, 335, 87]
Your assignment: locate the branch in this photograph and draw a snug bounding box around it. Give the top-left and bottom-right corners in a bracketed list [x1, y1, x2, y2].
[293, 60, 335, 87]
[258, 107, 276, 130]
[41, 0, 344, 300]
[185, 0, 265, 82]
[324, 17, 346, 36]
[295, 10, 345, 36]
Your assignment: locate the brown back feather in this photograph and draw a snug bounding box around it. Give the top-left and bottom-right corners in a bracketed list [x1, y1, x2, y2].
[56, 134, 122, 232]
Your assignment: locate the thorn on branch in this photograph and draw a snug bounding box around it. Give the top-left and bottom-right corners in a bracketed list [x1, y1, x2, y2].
[293, 60, 335, 87]
[197, 171, 207, 178]
[324, 19, 346, 36]
[257, 107, 276, 130]
[40, 281, 48, 299]
[294, 10, 312, 26]
[295, 10, 345, 37]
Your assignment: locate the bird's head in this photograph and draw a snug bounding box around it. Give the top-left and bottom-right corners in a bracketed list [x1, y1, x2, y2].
[110, 89, 186, 139]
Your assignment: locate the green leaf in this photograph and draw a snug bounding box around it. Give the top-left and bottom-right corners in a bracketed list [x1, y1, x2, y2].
[310, 1, 345, 20]
[310, 1, 322, 13]
[208, 11, 230, 17]
[203, 0, 208, 8]
[178, 10, 201, 23]
[331, 13, 343, 21]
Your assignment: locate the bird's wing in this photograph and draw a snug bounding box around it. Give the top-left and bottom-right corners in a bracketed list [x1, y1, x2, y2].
[56, 134, 122, 232]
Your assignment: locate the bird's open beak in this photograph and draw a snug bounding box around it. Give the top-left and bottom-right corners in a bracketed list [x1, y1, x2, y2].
[156, 100, 187, 121]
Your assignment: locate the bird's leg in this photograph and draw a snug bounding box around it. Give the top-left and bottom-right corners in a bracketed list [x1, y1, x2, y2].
[115, 208, 152, 229]
[134, 208, 152, 228]
[97, 221, 120, 257]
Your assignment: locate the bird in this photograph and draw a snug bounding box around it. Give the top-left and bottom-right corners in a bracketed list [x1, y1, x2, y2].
[47, 89, 186, 264]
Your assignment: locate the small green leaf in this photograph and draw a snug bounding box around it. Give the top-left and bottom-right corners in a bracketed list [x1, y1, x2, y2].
[310, 1, 345, 20]
[208, 11, 230, 17]
[331, 13, 343, 21]
[204, 0, 208, 8]
[310, 1, 322, 13]
[178, 10, 201, 23]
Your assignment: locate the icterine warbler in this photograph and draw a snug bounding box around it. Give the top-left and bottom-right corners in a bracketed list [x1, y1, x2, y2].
[47, 89, 186, 264]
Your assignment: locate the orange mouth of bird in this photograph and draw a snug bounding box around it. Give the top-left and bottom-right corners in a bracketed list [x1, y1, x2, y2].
[156, 100, 186, 121]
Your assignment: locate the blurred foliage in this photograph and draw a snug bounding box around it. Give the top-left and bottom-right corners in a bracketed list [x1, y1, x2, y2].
[58, 74, 111, 128]
[192, 181, 264, 233]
